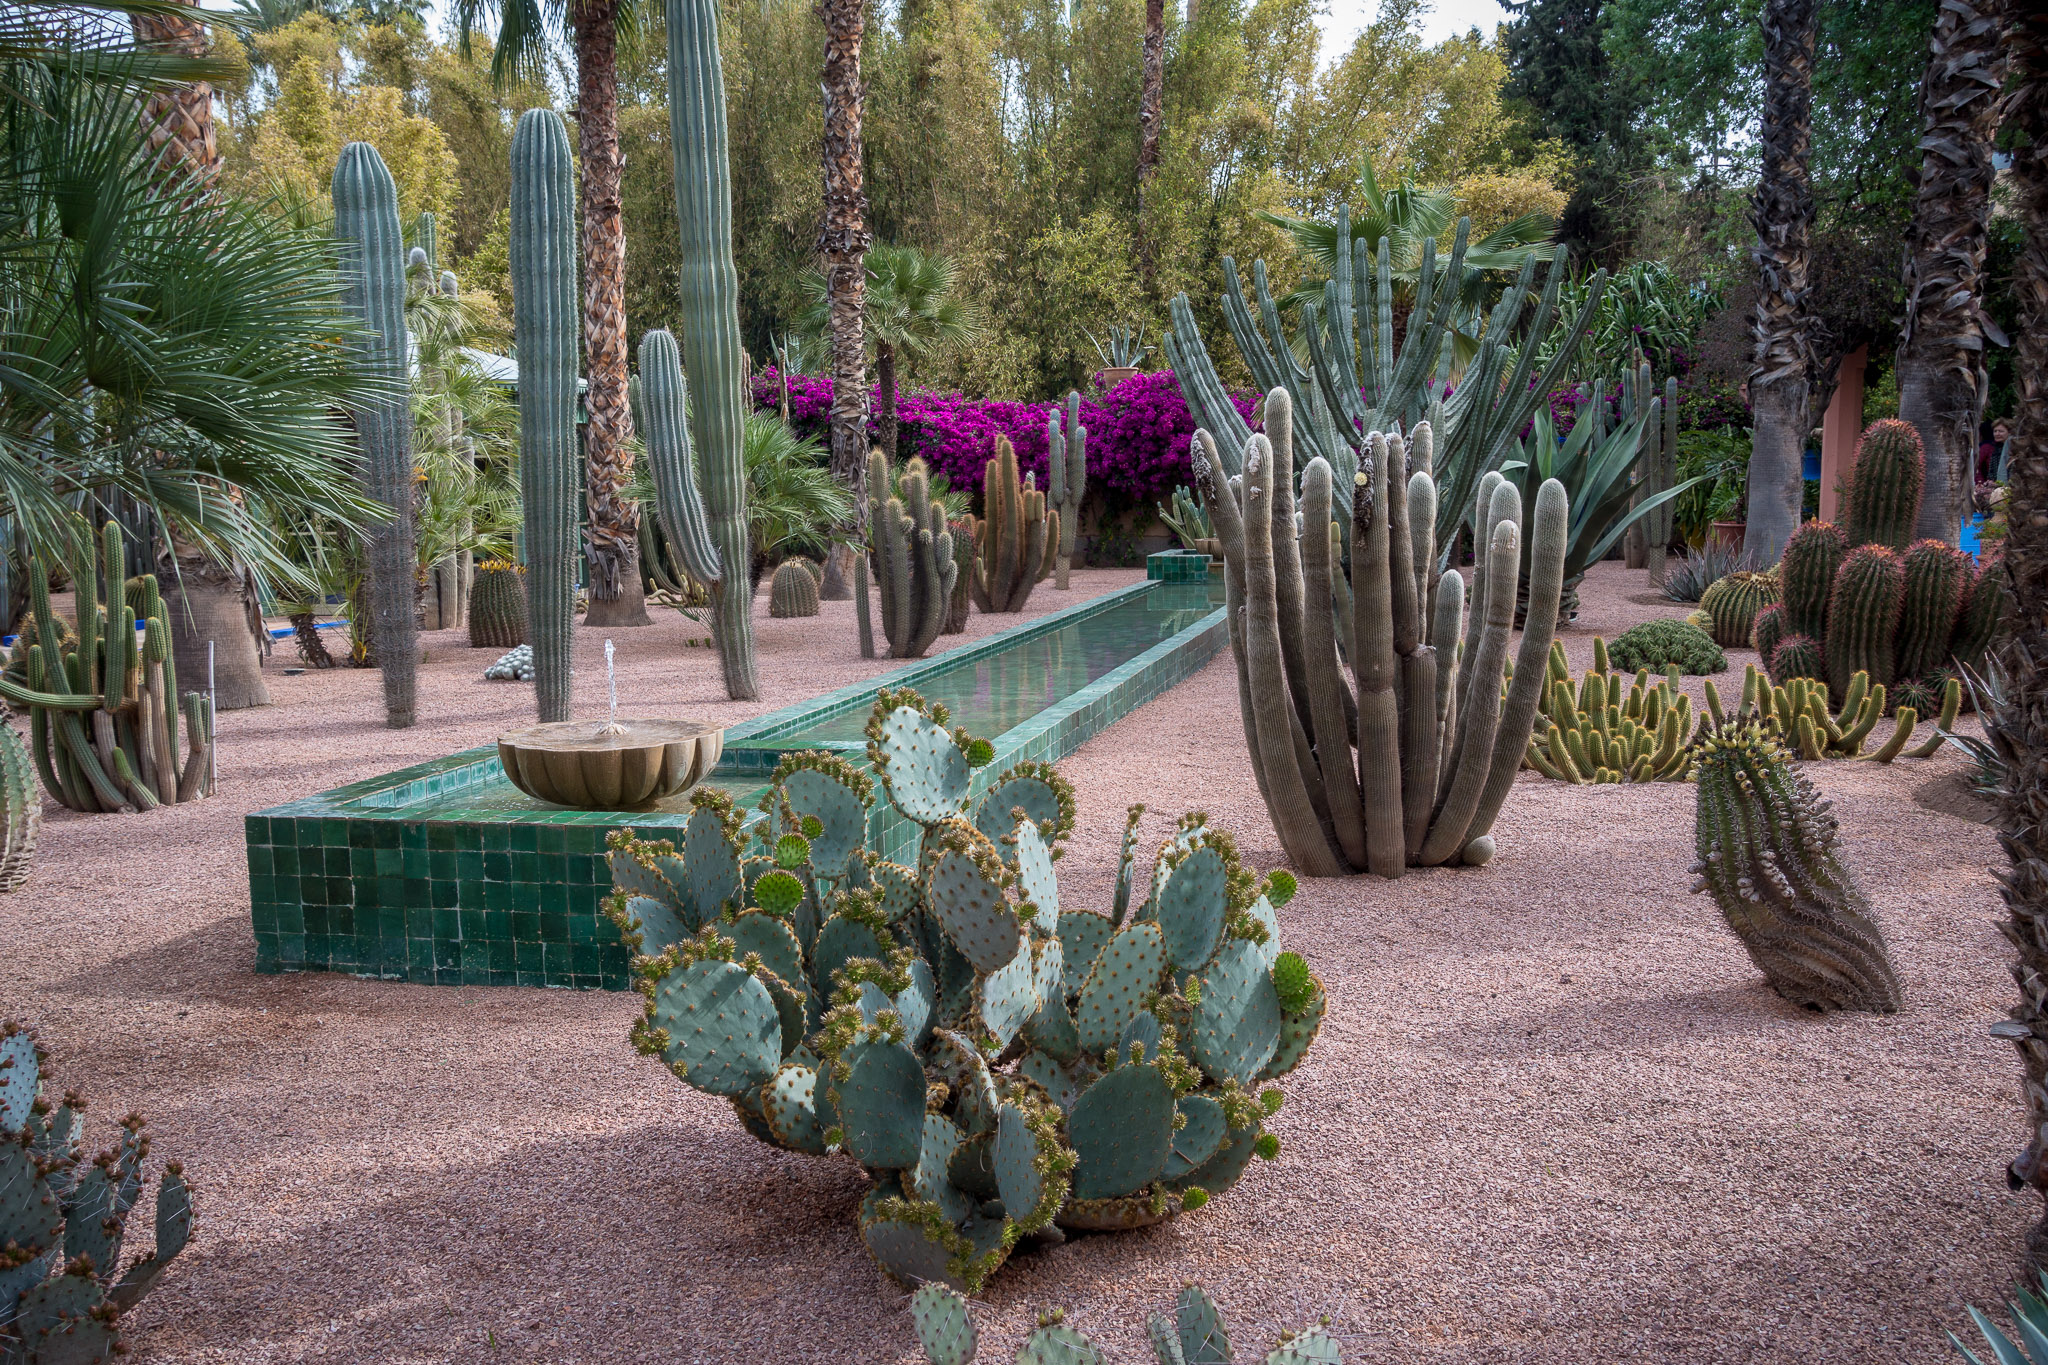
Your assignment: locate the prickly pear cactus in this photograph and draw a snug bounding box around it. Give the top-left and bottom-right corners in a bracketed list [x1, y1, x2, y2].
[607, 690, 1323, 1292]
[0, 1021, 195, 1365]
[908, 1280, 1345, 1364]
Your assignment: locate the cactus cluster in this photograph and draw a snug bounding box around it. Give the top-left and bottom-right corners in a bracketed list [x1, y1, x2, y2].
[1697, 570, 1779, 648]
[969, 437, 1057, 614]
[0, 722, 38, 890]
[1605, 618, 1726, 676]
[908, 1281, 1343, 1365]
[606, 691, 1319, 1292]
[0, 524, 213, 812]
[1525, 639, 1694, 783]
[1046, 392, 1086, 590]
[483, 645, 536, 681]
[1, 1021, 194, 1364]
[1705, 664, 1951, 763]
[867, 452, 957, 656]
[769, 559, 821, 618]
[1196, 388, 1570, 877]
[468, 560, 528, 649]
[1757, 420, 2004, 700]
[1689, 722, 1904, 1012]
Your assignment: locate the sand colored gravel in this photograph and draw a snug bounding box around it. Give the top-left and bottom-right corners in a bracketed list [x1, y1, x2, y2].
[0, 561, 2032, 1363]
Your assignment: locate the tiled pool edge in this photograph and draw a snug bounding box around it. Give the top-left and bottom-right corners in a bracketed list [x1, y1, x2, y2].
[245, 585, 1226, 990]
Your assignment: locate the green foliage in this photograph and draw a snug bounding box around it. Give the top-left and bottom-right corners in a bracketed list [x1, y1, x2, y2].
[741, 414, 853, 576]
[1670, 427, 1751, 549]
[1950, 1274, 2048, 1364]
[1606, 618, 1724, 675]
[908, 1280, 1345, 1364]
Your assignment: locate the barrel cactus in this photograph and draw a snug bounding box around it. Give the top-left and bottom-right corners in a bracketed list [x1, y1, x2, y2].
[1689, 721, 1903, 1012]
[769, 559, 820, 618]
[1525, 639, 1693, 784]
[0, 721, 38, 890]
[469, 561, 528, 649]
[1, 1021, 194, 1364]
[970, 437, 1056, 614]
[1046, 390, 1086, 590]
[1606, 618, 1726, 676]
[606, 690, 1320, 1292]
[1698, 570, 1778, 649]
[1841, 418, 1924, 553]
[1897, 540, 1971, 679]
[909, 1280, 1342, 1365]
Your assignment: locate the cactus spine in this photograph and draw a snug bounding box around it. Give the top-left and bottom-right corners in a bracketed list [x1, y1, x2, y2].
[768, 559, 820, 617]
[970, 436, 1057, 613]
[1897, 539, 1970, 679]
[1823, 545, 1904, 699]
[469, 561, 528, 648]
[1699, 570, 1778, 648]
[0, 721, 39, 889]
[1197, 390, 1568, 877]
[1842, 419, 1925, 553]
[1689, 722, 1904, 1012]
[1779, 521, 1845, 640]
[332, 142, 418, 729]
[667, 0, 758, 699]
[867, 451, 956, 657]
[1707, 663, 1936, 762]
[1046, 390, 1086, 589]
[509, 111, 579, 723]
[635, 329, 724, 591]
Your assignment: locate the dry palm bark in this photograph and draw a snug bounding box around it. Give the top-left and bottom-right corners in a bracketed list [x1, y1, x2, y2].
[574, 0, 650, 627]
[1138, 0, 1164, 196]
[1742, 0, 1820, 563]
[817, 0, 871, 601]
[1994, 0, 2048, 1272]
[133, 0, 216, 178]
[1898, 0, 2008, 545]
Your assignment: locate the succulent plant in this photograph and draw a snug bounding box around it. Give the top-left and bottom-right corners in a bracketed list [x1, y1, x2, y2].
[1606, 619, 1726, 676]
[970, 437, 1057, 614]
[1698, 570, 1778, 649]
[468, 560, 528, 649]
[1841, 418, 1924, 553]
[1897, 540, 1971, 679]
[1689, 721, 1903, 1012]
[1195, 389, 1568, 877]
[908, 1280, 1343, 1365]
[1, 1021, 194, 1364]
[945, 520, 974, 634]
[0, 523, 211, 812]
[1705, 664, 1945, 762]
[0, 721, 38, 891]
[1046, 392, 1086, 590]
[1525, 638, 1693, 783]
[1824, 544, 1904, 698]
[483, 645, 537, 681]
[769, 559, 821, 618]
[868, 451, 957, 656]
[606, 691, 1319, 1291]
[1950, 1272, 2048, 1364]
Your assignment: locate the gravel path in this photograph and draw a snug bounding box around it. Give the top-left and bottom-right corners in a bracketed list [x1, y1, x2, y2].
[0, 562, 2029, 1364]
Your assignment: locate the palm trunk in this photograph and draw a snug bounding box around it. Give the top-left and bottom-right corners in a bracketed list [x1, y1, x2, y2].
[1138, 0, 1164, 196]
[1741, 0, 1819, 563]
[1897, 0, 2006, 545]
[574, 0, 650, 627]
[163, 558, 271, 710]
[877, 340, 898, 462]
[132, 0, 217, 182]
[1992, 0, 2048, 1273]
[816, 0, 870, 601]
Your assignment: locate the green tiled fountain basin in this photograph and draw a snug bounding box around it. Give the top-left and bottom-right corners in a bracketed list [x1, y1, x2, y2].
[247, 578, 1225, 989]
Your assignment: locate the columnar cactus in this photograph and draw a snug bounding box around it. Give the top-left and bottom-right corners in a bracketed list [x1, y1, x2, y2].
[1, 1021, 195, 1364]
[0, 523, 212, 811]
[1699, 570, 1779, 648]
[768, 559, 820, 617]
[509, 110, 579, 724]
[1842, 418, 1925, 553]
[970, 437, 1057, 614]
[1824, 545, 1904, 699]
[1689, 722, 1904, 1012]
[908, 1281, 1343, 1365]
[0, 721, 39, 890]
[1196, 388, 1569, 878]
[636, 329, 725, 597]
[332, 142, 418, 729]
[868, 451, 956, 657]
[469, 561, 528, 649]
[606, 691, 1319, 1292]
[1046, 391, 1086, 590]
[1779, 521, 1846, 640]
[1898, 539, 1971, 679]
[944, 519, 974, 634]
[667, 0, 758, 699]
[1525, 639, 1694, 783]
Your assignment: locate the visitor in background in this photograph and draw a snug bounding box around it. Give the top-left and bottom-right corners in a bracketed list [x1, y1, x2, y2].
[1995, 417, 2015, 483]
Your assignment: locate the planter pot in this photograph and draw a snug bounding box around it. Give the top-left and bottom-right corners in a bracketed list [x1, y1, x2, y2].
[498, 718, 724, 810]
[1710, 520, 1746, 552]
[1095, 367, 1139, 391]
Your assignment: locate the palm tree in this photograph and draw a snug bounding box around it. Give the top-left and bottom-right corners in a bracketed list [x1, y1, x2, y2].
[1138, 0, 1163, 200]
[1991, 0, 2048, 1273]
[1741, 0, 1819, 563]
[130, 0, 216, 180]
[816, 0, 870, 601]
[1896, 0, 2006, 544]
[741, 413, 853, 587]
[801, 245, 980, 463]
[455, 0, 649, 626]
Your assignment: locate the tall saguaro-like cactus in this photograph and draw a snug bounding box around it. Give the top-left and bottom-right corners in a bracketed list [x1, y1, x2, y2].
[332, 142, 418, 729]
[667, 0, 758, 699]
[510, 111, 579, 723]
[1046, 390, 1086, 589]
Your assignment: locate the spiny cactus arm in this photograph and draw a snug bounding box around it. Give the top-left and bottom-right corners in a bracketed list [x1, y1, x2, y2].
[1431, 567, 1464, 739]
[911, 525, 948, 657]
[1297, 457, 1367, 869]
[1350, 434, 1404, 877]
[1263, 389, 1318, 737]
[1865, 706, 1918, 762]
[1166, 294, 1249, 474]
[101, 523, 130, 709]
[1467, 478, 1570, 842]
[1904, 677, 1961, 758]
[1047, 408, 1067, 510]
[1385, 432, 1420, 659]
[1455, 471, 1503, 725]
[1406, 469, 1436, 631]
[1382, 223, 1472, 413]
[888, 510, 914, 655]
[855, 553, 875, 659]
[637, 329, 724, 586]
[992, 441, 1021, 611]
[1419, 512, 1520, 865]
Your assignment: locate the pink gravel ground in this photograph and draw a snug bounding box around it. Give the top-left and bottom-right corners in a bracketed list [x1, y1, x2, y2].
[0, 561, 2030, 1363]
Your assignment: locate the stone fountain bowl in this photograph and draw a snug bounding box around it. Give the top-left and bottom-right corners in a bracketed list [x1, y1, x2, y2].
[496, 718, 724, 810]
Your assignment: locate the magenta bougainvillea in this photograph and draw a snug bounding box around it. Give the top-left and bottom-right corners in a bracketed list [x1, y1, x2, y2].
[752, 369, 1257, 501]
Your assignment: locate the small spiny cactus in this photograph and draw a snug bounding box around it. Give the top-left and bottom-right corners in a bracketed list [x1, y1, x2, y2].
[768, 559, 820, 618]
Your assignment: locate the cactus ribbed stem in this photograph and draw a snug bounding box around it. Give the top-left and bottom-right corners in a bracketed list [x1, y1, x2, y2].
[1842, 419, 1925, 552]
[637, 330, 724, 589]
[1351, 432, 1403, 876]
[1780, 520, 1846, 641]
[1824, 544, 1905, 697]
[1298, 458, 1366, 869]
[668, 0, 757, 699]
[1048, 391, 1086, 589]
[1896, 538, 1969, 679]
[1468, 478, 1569, 842]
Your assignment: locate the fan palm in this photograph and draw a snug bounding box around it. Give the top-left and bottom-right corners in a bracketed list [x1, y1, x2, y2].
[742, 413, 852, 585]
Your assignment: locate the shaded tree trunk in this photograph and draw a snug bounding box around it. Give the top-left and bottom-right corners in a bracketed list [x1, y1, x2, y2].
[1898, 0, 2007, 545]
[132, 0, 216, 181]
[817, 0, 870, 601]
[574, 0, 650, 627]
[1138, 0, 1164, 199]
[1742, 0, 1819, 563]
[877, 339, 898, 463]
[1991, 0, 2048, 1274]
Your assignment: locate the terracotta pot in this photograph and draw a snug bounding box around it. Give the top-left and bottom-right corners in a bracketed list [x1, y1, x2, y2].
[1095, 367, 1139, 391]
[1710, 520, 1746, 552]
[497, 718, 724, 810]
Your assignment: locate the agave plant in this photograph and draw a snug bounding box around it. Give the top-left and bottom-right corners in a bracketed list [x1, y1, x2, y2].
[1943, 662, 2010, 796]
[1088, 323, 1150, 370]
[1950, 1274, 2048, 1363]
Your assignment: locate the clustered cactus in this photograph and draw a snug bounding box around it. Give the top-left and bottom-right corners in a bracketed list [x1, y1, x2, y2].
[866, 452, 957, 656]
[1697, 570, 1779, 648]
[1605, 618, 1726, 676]
[468, 560, 528, 649]
[1705, 664, 1951, 763]
[606, 690, 1320, 1292]
[970, 437, 1057, 614]
[1525, 639, 1694, 783]
[769, 559, 821, 618]
[1046, 392, 1086, 590]
[1195, 387, 1571, 877]
[1756, 420, 2003, 701]
[1, 1021, 194, 1364]
[0, 523, 213, 812]
[1689, 722, 1904, 1012]
[908, 1280, 1343, 1365]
